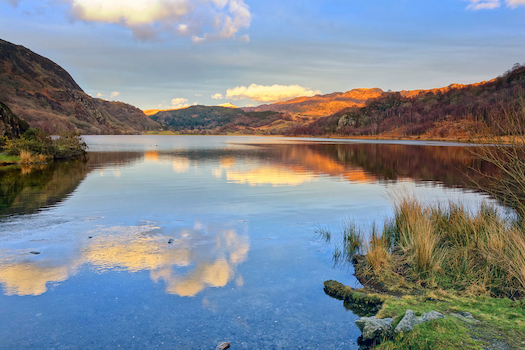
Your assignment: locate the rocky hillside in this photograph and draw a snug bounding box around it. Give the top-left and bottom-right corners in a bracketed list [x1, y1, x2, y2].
[284, 64, 525, 139]
[0, 100, 29, 139]
[242, 88, 385, 119]
[0, 39, 159, 134]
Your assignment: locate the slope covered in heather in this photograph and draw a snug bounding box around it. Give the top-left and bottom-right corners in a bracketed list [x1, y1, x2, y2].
[0, 39, 159, 134]
[284, 64, 525, 139]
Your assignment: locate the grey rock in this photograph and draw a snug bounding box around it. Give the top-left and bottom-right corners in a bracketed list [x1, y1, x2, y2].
[420, 311, 446, 323]
[216, 342, 230, 350]
[450, 312, 480, 324]
[395, 310, 446, 334]
[394, 310, 420, 334]
[355, 316, 394, 341]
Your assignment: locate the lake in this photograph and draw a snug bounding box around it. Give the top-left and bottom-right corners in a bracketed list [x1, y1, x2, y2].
[0, 136, 494, 349]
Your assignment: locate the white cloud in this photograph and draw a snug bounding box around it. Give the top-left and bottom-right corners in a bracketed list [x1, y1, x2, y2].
[195, 93, 202, 97]
[97, 93, 104, 98]
[507, 0, 525, 6]
[110, 91, 120, 98]
[192, 36, 206, 44]
[171, 97, 189, 109]
[225, 84, 321, 103]
[466, 0, 525, 9]
[66, 0, 251, 42]
[211, 93, 224, 99]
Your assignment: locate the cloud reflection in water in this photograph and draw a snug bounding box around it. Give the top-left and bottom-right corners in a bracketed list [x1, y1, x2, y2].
[0, 222, 249, 297]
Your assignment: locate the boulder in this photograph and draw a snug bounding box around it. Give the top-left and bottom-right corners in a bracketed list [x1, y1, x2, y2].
[421, 311, 446, 323]
[450, 312, 480, 324]
[394, 309, 419, 334]
[394, 309, 446, 334]
[355, 316, 394, 341]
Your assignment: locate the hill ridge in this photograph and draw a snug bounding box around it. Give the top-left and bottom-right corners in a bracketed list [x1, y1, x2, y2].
[0, 38, 159, 134]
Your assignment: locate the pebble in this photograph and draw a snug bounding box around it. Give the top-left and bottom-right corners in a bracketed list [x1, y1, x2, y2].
[216, 342, 230, 350]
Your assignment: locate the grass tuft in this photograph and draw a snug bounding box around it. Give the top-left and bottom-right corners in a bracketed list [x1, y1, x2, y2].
[347, 196, 525, 299]
[19, 150, 32, 164]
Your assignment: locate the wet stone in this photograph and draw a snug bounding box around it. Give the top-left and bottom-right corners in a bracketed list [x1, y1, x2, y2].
[216, 342, 230, 350]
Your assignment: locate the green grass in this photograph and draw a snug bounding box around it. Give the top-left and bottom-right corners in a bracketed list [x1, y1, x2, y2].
[0, 153, 20, 163]
[322, 196, 525, 349]
[375, 293, 525, 349]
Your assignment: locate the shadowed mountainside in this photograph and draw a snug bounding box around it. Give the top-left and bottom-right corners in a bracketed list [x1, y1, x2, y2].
[0, 100, 29, 139]
[0, 39, 159, 135]
[149, 105, 292, 134]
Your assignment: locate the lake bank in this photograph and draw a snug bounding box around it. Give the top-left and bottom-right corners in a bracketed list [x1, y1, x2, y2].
[0, 136, 501, 349]
[324, 197, 525, 349]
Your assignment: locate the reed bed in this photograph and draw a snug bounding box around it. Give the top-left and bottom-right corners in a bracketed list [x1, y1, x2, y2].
[358, 197, 525, 299]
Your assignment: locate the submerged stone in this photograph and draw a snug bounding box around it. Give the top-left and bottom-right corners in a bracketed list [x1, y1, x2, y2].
[216, 342, 230, 350]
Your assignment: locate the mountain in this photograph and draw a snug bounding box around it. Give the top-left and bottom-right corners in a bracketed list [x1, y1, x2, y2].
[0, 39, 159, 134]
[0, 100, 29, 139]
[242, 88, 385, 120]
[283, 64, 525, 139]
[149, 105, 291, 134]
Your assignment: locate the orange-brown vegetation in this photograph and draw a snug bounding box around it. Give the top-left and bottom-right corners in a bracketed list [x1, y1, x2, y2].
[284, 64, 525, 139]
[0, 38, 159, 134]
[243, 88, 384, 119]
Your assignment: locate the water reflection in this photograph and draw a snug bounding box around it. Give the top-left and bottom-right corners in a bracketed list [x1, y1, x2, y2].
[0, 161, 89, 216]
[217, 165, 316, 187]
[0, 141, 497, 217]
[0, 152, 145, 216]
[0, 262, 72, 296]
[0, 222, 249, 297]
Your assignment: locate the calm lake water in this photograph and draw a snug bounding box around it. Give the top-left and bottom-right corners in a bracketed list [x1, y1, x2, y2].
[0, 136, 493, 349]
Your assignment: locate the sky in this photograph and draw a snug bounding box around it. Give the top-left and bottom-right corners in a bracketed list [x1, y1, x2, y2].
[0, 0, 524, 110]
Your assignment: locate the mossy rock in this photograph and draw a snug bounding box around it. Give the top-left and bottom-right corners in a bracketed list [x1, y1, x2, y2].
[324, 280, 384, 317]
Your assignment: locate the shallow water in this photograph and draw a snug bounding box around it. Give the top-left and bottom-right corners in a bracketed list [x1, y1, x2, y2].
[0, 136, 493, 349]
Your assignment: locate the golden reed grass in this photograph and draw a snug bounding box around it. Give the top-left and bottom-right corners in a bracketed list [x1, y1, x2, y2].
[19, 150, 32, 164]
[360, 195, 525, 298]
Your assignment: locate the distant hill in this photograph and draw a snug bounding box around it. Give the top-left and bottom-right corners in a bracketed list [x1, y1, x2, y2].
[242, 88, 385, 119]
[149, 105, 292, 134]
[283, 64, 525, 139]
[0, 39, 159, 134]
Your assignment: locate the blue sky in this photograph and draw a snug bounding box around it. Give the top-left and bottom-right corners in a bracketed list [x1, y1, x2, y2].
[0, 0, 524, 110]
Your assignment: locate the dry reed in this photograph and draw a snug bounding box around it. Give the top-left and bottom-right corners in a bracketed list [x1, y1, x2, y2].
[19, 150, 32, 164]
[358, 197, 525, 299]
